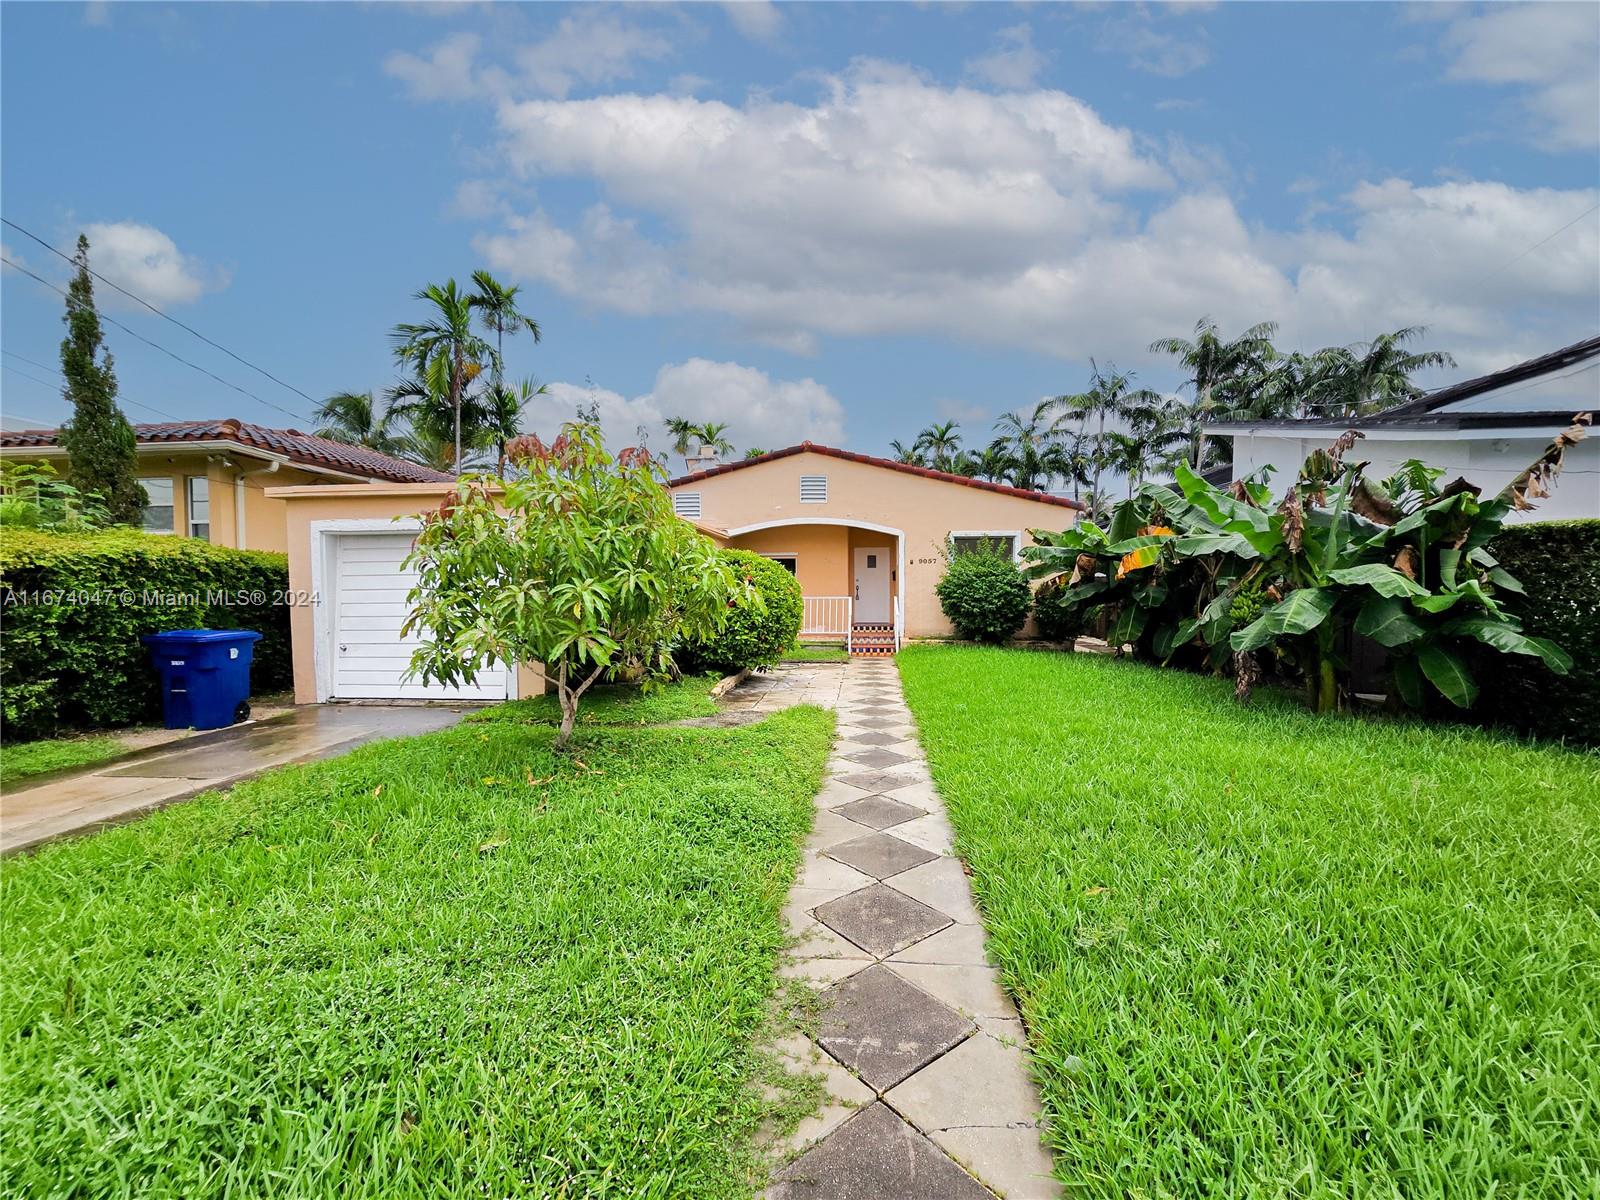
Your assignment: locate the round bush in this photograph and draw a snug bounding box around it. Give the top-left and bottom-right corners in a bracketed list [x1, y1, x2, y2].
[680, 548, 803, 672]
[935, 551, 1032, 643]
[1031, 577, 1085, 643]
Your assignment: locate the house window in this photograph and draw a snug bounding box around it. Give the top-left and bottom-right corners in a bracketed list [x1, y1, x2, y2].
[764, 554, 798, 574]
[950, 533, 1018, 559]
[140, 478, 175, 533]
[800, 475, 828, 503]
[187, 477, 211, 541]
[673, 492, 702, 519]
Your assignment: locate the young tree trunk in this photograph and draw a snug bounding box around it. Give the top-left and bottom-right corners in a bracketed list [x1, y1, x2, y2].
[556, 687, 578, 749]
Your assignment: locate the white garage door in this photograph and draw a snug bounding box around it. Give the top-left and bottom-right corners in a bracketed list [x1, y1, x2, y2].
[330, 531, 511, 701]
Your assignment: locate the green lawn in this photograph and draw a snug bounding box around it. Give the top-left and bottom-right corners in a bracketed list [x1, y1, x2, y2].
[897, 645, 1599, 1197]
[782, 641, 850, 663]
[1, 705, 834, 1198]
[467, 672, 721, 727]
[0, 734, 127, 786]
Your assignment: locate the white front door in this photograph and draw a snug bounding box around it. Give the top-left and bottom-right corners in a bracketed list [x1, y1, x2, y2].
[330, 531, 511, 701]
[852, 546, 891, 623]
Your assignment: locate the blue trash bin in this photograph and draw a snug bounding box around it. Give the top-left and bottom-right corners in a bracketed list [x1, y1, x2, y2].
[142, 629, 264, 730]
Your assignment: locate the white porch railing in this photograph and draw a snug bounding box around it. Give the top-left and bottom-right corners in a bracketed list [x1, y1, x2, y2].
[802, 596, 853, 647]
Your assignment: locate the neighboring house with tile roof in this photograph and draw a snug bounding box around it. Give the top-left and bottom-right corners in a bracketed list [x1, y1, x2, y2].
[1204, 336, 1600, 523]
[666, 443, 1084, 650]
[0, 419, 450, 552]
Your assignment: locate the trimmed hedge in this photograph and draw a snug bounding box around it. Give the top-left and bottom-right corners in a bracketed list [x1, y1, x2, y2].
[1472, 519, 1599, 745]
[936, 550, 1033, 643]
[678, 548, 803, 673]
[1, 529, 291, 739]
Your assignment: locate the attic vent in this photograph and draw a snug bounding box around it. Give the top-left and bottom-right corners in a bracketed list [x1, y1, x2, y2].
[799, 475, 828, 503]
[672, 492, 702, 519]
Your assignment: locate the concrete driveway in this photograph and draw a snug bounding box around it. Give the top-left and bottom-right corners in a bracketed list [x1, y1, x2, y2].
[1, 704, 470, 856]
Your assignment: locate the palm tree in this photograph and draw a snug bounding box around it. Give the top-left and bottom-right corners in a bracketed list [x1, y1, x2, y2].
[469, 270, 541, 387]
[391, 280, 497, 473]
[313, 391, 405, 455]
[695, 421, 734, 458]
[913, 421, 963, 472]
[991, 400, 1061, 491]
[1335, 327, 1456, 416]
[743, 447, 768, 460]
[482, 377, 547, 472]
[1150, 317, 1278, 468]
[1055, 364, 1163, 506]
[889, 439, 926, 466]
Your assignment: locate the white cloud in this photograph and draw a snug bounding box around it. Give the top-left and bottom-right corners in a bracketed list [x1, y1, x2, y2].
[522, 359, 845, 455]
[1441, 2, 1600, 151]
[384, 31, 484, 101]
[449, 59, 1595, 377]
[1097, 7, 1211, 77]
[723, 1, 783, 43]
[82, 221, 223, 307]
[964, 23, 1047, 89]
[386, 12, 675, 103]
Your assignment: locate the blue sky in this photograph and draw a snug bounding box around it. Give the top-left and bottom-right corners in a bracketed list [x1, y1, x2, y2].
[3, 1, 1597, 457]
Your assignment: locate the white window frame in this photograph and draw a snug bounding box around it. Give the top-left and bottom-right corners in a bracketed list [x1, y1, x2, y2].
[762, 552, 799, 574]
[799, 474, 828, 503]
[672, 491, 702, 519]
[139, 476, 176, 534]
[186, 476, 211, 541]
[948, 530, 1023, 561]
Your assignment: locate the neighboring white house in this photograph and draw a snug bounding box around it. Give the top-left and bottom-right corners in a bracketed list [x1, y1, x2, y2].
[1206, 336, 1600, 522]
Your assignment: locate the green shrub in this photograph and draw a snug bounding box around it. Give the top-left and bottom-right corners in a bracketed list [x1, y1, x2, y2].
[0, 530, 290, 739]
[1031, 577, 1085, 643]
[936, 549, 1032, 643]
[678, 548, 802, 673]
[1471, 519, 1599, 745]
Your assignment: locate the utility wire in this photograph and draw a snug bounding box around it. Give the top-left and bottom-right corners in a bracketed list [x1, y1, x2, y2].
[2, 352, 183, 420]
[2, 217, 321, 411]
[2, 255, 310, 425]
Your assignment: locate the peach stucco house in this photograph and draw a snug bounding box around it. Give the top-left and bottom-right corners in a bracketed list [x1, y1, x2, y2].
[265, 442, 1081, 705]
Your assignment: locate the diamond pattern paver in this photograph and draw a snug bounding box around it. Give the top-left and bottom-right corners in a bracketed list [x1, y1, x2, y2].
[826, 832, 938, 880]
[769, 1104, 996, 1199]
[835, 794, 925, 830]
[756, 659, 1054, 1198]
[815, 964, 974, 1091]
[815, 883, 952, 957]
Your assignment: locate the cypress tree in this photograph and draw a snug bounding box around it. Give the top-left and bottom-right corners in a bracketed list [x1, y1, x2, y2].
[58, 234, 145, 524]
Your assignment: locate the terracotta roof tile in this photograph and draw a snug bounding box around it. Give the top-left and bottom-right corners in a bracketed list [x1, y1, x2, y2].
[0, 420, 452, 484]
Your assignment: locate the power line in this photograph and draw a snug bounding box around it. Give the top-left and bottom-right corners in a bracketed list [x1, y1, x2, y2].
[2, 355, 183, 421]
[1, 254, 310, 425]
[2, 217, 322, 411]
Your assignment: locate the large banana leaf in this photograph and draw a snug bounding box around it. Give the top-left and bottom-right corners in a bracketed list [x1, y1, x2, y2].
[1173, 532, 1260, 558]
[1229, 587, 1337, 652]
[1152, 616, 1200, 662]
[1389, 654, 1424, 708]
[1442, 616, 1573, 673]
[1353, 594, 1425, 647]
[1418, 643, 1478, 708]
[1411, 578, 1504, 617]
[1327, 563, 1428, 599]
[1174, 462, 1273, 533]
[1107, 603, 1148, 647]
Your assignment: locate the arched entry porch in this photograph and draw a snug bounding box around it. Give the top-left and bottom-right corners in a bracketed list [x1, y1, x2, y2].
[722, 518, 905, 654]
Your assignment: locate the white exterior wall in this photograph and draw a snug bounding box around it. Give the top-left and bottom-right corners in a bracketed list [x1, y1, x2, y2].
[1226, 430, 1600, 523]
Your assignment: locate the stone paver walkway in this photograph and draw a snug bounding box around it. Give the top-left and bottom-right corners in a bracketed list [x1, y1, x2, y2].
[762, 658, 1059, 1199]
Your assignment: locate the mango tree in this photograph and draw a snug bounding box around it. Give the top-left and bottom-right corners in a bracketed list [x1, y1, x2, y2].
[401, 421, 740, 747]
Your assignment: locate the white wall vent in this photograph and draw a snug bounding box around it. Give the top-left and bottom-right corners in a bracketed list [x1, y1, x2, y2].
[673, 492, 702, 519]
[799, 475, 828, 503]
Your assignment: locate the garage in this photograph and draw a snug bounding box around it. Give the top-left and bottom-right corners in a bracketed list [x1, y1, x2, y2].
[323, 528, 512, 702]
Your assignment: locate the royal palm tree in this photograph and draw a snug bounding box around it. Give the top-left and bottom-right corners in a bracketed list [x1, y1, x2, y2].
[469, 270, 541, 387]
[663, 417, 699, 468]
[482, 377, 547, 472]
[913, 420, 963, 472]
[743, 447, 768, 460]
[391, 280, 497, 473]
[1150, 317, 1278, 468]
[313, 391, 405, 455]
